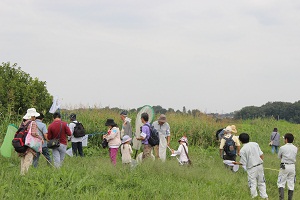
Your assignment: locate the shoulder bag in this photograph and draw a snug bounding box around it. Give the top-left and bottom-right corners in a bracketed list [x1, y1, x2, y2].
[47, 122, 62, 149]
[182, 144, 192, 165]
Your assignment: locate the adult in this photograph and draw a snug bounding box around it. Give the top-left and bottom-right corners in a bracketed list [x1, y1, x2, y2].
[137, 113, 152, 160]
[68, 113, 84, 157]
[233, 133, 268, 199]
[47, 112, 71, 168]
[270, 128, 280, 154]
[120, 110, 132, 138]
[277, 133, 298, 200]
[19, 108, 43, 175]
[219, 126, 240, 161]
[152, 114, 171, 162]
[103, 119, 121, 166]
[32, 113, 51, 167]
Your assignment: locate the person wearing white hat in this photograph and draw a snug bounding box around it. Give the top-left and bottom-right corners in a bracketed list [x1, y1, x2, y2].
[120, 135, 133, 165]
[19, 108, 43, 175]
[171, 136, 190, 165]
[152, 114, 171, 162]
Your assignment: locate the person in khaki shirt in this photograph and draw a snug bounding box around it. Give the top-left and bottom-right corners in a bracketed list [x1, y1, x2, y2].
[219, 125, 240, 161]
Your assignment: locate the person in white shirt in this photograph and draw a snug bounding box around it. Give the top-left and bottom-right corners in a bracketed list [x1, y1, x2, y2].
[277, 133, 298, 200]
[152, 114, 171, 162]
[172, 136, 190, 165]
[68, 113, 84, 157]
[233, 133, 268, 200]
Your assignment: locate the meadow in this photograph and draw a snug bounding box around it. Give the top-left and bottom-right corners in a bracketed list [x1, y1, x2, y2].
[0, 109, 300, 200]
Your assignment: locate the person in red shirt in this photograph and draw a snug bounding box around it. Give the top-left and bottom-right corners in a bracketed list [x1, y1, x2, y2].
[47, 112, 71, 168]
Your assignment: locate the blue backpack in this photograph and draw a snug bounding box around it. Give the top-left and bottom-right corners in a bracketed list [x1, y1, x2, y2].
[223, 135, 236, 156]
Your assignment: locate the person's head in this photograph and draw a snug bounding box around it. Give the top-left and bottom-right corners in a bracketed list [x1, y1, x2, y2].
[231, 125, 237, 134]
[53, 112, 61, 119]
[224, 126, 232, 134]
[273, 128, 278, 132]
[158, 114, 167, 125]
[284, 133, 294, 143]
[120, 110, 128, 121]
[178, 136, 188, 146]
[122, 135, 132, 144]
[69, 113, 76, 121]
[239, 133, 250, 144]
[36, 113, 44, 120]
[141, 112, 149, 123]
[23, 108, 40, 121]
[105, 119, 117, 128]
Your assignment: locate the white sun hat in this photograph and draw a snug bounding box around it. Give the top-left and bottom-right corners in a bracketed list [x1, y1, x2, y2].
[23, 108, 40, 119]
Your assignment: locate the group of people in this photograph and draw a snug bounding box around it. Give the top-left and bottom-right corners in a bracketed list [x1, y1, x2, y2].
[218, 125, 298, 200]
[18, 108, 190, 175]
[18, 108, 87, 175]
[103, 111, 190, 166]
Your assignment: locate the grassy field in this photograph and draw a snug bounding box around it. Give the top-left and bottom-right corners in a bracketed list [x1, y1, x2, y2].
[0, 109, 300, 199]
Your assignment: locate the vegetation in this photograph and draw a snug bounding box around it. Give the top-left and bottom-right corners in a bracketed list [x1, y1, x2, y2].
[234, 101, 300, 123]
[0, 62, 52, 120]
[1, 108, 300, 199]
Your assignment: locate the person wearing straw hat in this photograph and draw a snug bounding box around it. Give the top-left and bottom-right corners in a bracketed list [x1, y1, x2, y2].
[152, 114, 171, 162]
[120, 110, 132, 139]
[103, 119, 121, 166]
[19, 108, 43, 175]
[233, 133, 269, 200]
[120, 135, 133, 165]
[219, 126, 240, 162]
[231, 125, 237, 134]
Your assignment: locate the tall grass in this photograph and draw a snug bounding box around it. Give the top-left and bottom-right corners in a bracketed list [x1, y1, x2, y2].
[1, 109, 300, 199]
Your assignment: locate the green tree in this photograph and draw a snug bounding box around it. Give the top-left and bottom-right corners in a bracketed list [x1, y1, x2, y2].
[0, 62, 52, 118]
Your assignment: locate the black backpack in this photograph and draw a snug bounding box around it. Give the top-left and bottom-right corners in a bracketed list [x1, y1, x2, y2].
[12, 121, 31, 153]
[72, 122, 85, 138]
[144, 124, 159, 146]
[223, 135, 236, 156]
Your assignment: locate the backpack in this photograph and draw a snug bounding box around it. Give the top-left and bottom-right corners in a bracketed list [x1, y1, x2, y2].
[144, 124, 159, 146]
[223, 135, 236, 156]
[12, 121, 31, 153]
[72, 122, 85, 138]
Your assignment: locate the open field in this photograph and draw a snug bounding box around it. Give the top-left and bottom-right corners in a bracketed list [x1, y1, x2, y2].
[0, 110, 300, 199]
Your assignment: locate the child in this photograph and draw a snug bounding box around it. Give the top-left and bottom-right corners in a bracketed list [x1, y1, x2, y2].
[171, 136, 191, 165]
[121, 135, 133, 165]
[233, 133, 269, 200]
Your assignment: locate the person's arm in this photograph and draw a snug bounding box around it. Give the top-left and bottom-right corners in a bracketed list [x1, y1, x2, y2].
[260, 154, 264, 160]
[236, 146, 241, 156]
[219, 139, 225, 158]
[172, 145, 182, 155]
[137, 125, 147, 141]
[105, 128, 118, 140]
[167, 136, 171, 146]
[65, 123, 72, 136]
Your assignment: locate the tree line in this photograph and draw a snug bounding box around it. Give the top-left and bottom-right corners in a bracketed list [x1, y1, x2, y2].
[234, 101, 300, 123]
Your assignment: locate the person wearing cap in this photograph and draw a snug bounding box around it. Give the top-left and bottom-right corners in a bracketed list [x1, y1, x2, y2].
[103, 119, 121, 166]
[32, 113, 51, 167]
[270, 128, 280, 154]
[136, 113, 152, 160]
[171, 136, 190, 165]
[47, 112, 72, 168]
[233, 133, 268, 200]
[68, 113, 84, 157]
[120, 135, 133, 165]
[219, 125, 240, 161]
[19, 108, 43, 175]
[152, 114, 171, 162]
[277, 133, 297, 200]
[120, 110, 132, 138]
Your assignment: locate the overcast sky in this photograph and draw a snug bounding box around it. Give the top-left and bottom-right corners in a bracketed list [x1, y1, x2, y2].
[1, 1, 300, 113]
